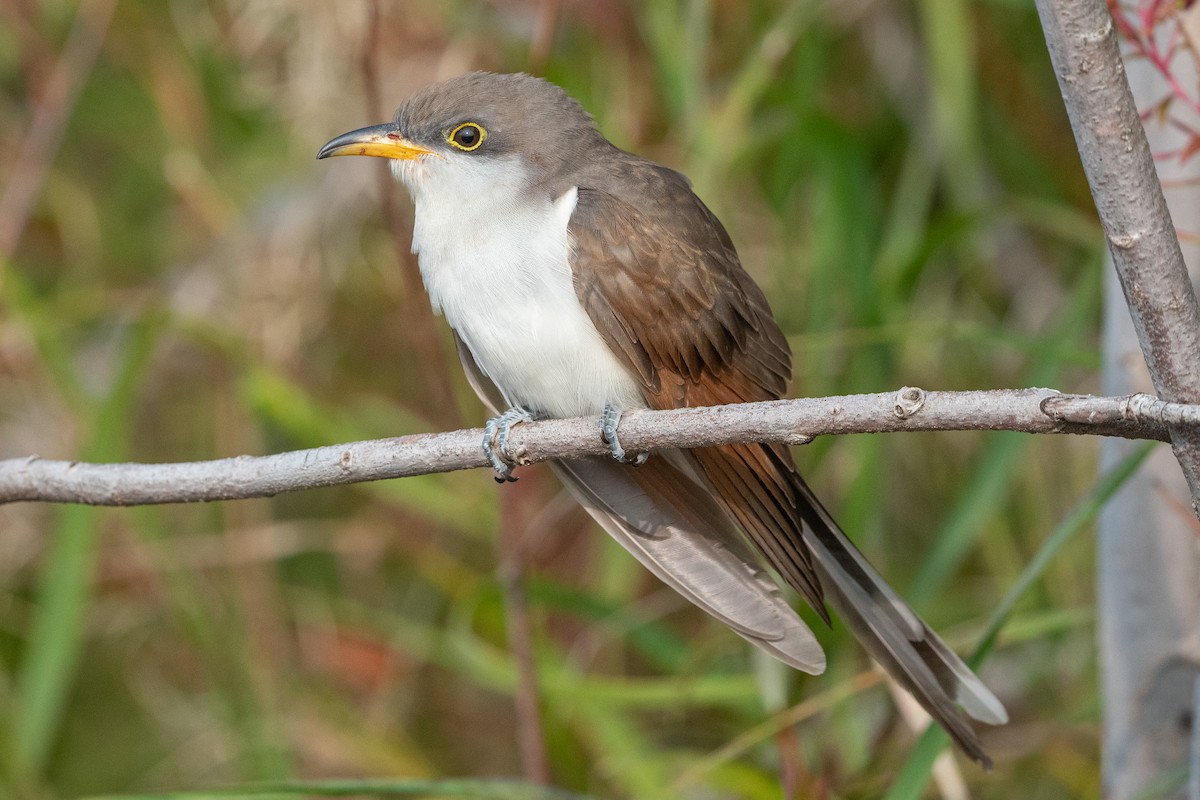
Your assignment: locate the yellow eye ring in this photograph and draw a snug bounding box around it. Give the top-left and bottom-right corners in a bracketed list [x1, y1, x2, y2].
[447, 122, 487, 151]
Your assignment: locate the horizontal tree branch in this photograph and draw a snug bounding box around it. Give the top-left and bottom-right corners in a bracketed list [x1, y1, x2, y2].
[0, 387, 1187, 507]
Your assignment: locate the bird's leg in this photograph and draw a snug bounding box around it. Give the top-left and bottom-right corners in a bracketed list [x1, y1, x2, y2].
[483, 407, 535, 483]
[600, 403, 648, 466]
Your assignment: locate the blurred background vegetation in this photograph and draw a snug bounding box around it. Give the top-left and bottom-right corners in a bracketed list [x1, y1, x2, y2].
[0, 0, 1115, 797]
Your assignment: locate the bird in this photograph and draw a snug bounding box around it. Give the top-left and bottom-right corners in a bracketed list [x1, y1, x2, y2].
[318, 71, 1008, 765]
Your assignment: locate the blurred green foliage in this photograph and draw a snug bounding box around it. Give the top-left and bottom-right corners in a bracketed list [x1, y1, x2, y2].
[0, 0, 1113, 797]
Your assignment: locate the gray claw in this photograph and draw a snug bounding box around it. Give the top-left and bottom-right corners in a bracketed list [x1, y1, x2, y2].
[483, 407, 535, 482]
[600, 403, 648, 466]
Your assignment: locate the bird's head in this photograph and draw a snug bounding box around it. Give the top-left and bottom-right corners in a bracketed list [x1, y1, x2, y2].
[318, 72, 604, 200]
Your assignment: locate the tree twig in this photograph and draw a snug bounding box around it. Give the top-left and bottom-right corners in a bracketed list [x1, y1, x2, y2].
[0, 388, 1185, 507]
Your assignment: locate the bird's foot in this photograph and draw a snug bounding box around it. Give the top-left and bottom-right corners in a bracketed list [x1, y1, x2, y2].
[600, 403, 648, 466]
[483, 407, 535, 483]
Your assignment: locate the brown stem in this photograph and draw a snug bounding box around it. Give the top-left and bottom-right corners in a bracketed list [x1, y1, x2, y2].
[0, 0, 118, 257]
[361, 0, 461, 429]
[498, 481, 551, 784]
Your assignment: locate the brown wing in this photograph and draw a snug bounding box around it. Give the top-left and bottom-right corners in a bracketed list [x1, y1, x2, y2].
[567, 174, 1007, 765]
[568, 181, 826, 613]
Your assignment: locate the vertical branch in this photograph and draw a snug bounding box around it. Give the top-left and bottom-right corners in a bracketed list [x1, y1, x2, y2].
[772, 725, 803, 799]
[1037, 1, 1200, 797]
[1035, 0, 1200, 511]
[527, 0, 562, 73]
[1191, 673, 1200, 800]
[361, 0, 461, 429]
[498, 482, 551, 785]
[360, 2, 547, 776]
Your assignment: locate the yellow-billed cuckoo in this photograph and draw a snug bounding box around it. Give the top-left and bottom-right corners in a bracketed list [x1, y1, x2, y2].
[318, 72, 1007, 765]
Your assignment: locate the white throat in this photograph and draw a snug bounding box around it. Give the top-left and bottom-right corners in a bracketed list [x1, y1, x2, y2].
[395, 155, 645, 418]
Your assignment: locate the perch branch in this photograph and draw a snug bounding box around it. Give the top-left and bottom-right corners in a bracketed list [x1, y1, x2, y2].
[0, 388, 1187, 507]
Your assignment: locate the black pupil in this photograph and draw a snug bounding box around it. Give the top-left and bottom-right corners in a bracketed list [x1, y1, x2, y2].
[457, 126, 478, 146]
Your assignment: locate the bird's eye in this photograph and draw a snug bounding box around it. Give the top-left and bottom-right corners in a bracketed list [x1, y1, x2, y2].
[447, 122, 486, 151]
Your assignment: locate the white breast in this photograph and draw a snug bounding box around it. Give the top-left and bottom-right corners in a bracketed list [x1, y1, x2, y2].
[395, 155, 646, 418]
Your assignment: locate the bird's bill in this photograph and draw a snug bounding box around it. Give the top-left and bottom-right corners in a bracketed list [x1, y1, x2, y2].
[316, 123, 435, 161]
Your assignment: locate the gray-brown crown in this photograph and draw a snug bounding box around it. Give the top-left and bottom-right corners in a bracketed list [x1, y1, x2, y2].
[394, 72, 611, 175]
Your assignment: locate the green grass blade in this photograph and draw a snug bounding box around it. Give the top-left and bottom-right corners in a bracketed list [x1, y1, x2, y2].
[87, 778, 598, 800]
[883, 442, 1154, 799]
[13, 315, 160, 777]
[908, 263, 1101, 605]
[970, 442, 1154, 664]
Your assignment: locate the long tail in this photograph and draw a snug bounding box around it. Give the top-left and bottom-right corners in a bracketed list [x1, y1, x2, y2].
[691, 441, 1007, 766]
[555, 446, 1006, 766]
[789, 472, 1008, 767]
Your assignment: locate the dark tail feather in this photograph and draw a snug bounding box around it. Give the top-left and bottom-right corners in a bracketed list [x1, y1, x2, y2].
[790, 475, 1008, 767]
